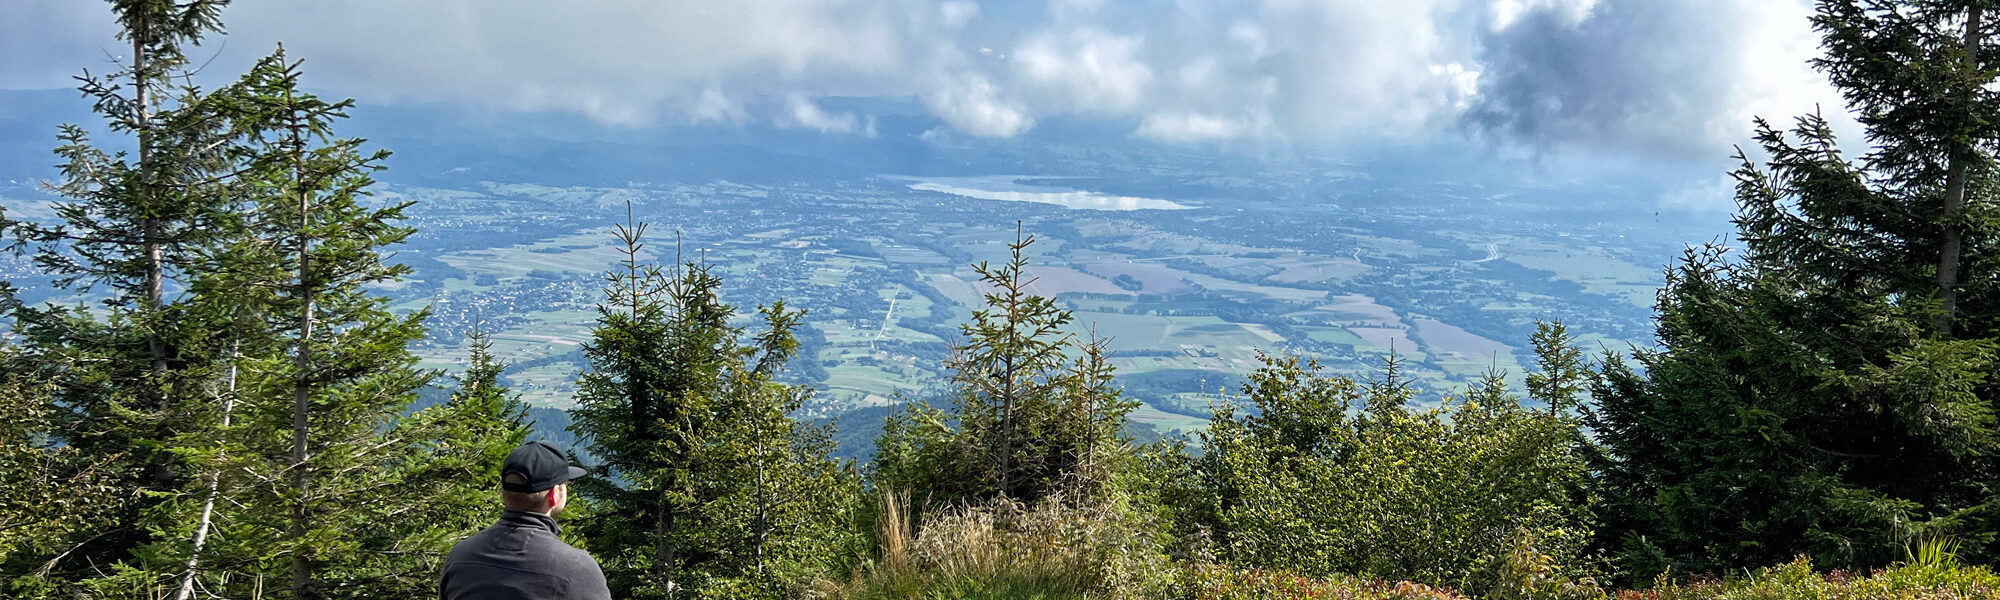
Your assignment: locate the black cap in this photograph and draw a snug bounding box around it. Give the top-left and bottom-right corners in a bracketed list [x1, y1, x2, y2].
[501, 441, 588, 493]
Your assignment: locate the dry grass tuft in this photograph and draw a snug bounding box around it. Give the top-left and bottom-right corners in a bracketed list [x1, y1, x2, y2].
[818, 491, 1157, 599]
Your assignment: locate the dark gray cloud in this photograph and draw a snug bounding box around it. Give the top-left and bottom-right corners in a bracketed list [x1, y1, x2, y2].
[1464, 0, 1844, 159]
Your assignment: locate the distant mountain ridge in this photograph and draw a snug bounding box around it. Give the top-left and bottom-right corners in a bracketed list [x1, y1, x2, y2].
[0, 87, 1722, 201]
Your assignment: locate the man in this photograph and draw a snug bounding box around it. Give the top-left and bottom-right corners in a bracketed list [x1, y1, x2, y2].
[441, 441, 611, 600]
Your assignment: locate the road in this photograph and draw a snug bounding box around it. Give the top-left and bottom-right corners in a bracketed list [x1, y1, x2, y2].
[1467, 242, 1501, 264]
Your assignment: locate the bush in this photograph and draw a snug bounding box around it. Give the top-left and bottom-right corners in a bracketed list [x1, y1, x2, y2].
[1619, 556, 2000, 600]
[1166, 564, 1468, 600]
[1164, 327, 1599, 595]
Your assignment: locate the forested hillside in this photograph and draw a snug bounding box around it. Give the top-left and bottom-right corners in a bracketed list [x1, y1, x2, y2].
[2, 1, 1999, 599]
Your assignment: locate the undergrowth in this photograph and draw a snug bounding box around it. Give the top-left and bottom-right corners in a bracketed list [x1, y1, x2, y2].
[817, 493, 2000, 600]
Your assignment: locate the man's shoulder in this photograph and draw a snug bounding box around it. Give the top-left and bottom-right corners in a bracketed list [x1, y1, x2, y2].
[441, 520, 606, 600]
[540, 536, 610, 598]
[535, 535, 600, 570]
[443, 523, 503, 562]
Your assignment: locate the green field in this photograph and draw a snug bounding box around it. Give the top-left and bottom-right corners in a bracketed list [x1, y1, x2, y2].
[1495, 236, 1662, 307]
[1301, 325, 1369, 347]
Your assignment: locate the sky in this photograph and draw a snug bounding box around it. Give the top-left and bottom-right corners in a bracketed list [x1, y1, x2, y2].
[2, 0, 1860, 210]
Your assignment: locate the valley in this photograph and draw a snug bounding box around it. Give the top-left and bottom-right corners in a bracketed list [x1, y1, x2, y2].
[351, 166, 1689, 436]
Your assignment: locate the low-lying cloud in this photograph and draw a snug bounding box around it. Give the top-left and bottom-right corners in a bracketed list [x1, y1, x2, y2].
[782, 94, 873, 135]
[2, 0, 1849, 158]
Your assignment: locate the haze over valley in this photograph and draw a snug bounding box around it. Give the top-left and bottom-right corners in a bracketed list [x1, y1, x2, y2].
[3, 90, 1729, 443]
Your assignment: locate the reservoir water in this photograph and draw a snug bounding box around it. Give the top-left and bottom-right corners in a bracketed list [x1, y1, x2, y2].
[896, 175, 1194, 211]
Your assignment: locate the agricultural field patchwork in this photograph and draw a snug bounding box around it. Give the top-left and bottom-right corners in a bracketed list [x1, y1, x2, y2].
[194, 173, 1687, 432]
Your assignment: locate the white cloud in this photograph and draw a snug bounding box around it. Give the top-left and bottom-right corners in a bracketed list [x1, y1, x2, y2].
[1431, 62, 1482, 111]
[1135, 110, 1273, 142]
[1010, 28, 1152, 112]
[686, 88, 750, 124]
[1226, 22, 1269, 59]
[1722, 0, 1860, 149]
[781, 94, 867, 134]
[207, 0, 955, 126]
[922, 73, 1034, 137]
[1195, 0, 1481, 138]
[939, 1, 980, 29]
[1490, 0, 1599, 31]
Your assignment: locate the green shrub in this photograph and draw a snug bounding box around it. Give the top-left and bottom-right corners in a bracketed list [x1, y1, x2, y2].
[1616, 557, 2000, 600]
[1162, 561, 1503, 600]
[1162, 327, 1600, 595]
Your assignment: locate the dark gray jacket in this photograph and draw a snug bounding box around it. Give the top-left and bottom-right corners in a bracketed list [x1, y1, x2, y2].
[441, 510, 611, 600]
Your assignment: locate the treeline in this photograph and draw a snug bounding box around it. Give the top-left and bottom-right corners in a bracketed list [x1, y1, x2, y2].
[5, 1, 2000, 599]
[0, 2, 533, 597]
[0, 4, 848, 597]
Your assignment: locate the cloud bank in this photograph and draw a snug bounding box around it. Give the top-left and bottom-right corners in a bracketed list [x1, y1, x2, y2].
[1, 0, 1849, 158]
[1463, 0, 1843, 159]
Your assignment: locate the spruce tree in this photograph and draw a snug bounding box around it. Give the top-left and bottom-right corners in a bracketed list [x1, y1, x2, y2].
[431, 324, 535, 511]
[0, 334, 122, 589]
[438, 324, 534, 481]
[210, 49, 444, 599]
[570, 211, 858, 598]
[873, 225, 1137, 508]
[0, 5, 547, 596]
[378, 325, 537, 594]
[0, 0, 253, 592]
[1589, 0, 2000, 577]
[161, 247, 277, 600]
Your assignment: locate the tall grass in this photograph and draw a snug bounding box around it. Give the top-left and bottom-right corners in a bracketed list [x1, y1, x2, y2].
[819, 492, 1160, 599]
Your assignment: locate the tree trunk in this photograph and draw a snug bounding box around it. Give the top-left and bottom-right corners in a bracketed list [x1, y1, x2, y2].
[288, 89, 317, 600]
[999, 352, 1016, 498]
[174, 337, 240, 600]
[753, 458, 769, 575]
[131, 10, 179, 499]
[134, 13, 168, 399]
[133, 15, 165, 323]
[1938, 2, 1986, 336]
[1080, 378, 1096, 496]
[657, 494, 676, 596]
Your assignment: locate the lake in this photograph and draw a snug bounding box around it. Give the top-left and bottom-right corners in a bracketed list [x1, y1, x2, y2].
[895, 175, 1195, 211]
